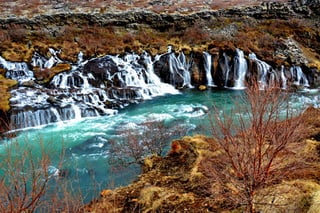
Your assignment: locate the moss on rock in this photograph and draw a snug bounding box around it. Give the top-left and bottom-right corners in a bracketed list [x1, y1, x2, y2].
[0, 74, 17, 111]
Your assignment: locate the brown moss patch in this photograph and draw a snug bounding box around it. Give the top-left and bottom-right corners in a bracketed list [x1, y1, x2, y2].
[0, 74, 17, 111]
[33, 63, 71, 84]
[0, 15, 318, 70]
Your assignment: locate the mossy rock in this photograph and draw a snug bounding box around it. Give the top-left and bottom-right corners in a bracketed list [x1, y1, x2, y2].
[33, 63, 71, 84]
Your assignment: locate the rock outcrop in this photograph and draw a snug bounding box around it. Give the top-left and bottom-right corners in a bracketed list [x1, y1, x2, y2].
[0, 1, 319, 31]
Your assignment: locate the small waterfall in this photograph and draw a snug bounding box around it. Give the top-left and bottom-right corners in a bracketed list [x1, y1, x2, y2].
[45, 48, 62, 69]
[50, 108, 62, 122]
[71, 104, 82, 120]
[31, 48, 62, 69]
[77, 51, 85, 65]
[249, 53, 273, 90]
[10, 108, 60, 129]
[141, 52, 179, 95]
[167, 49, 193, 88]
[203, 52, 215, 86]
[7, 51, 180, 130]
[218, 52, 230, 87]
[0, 56, 34, 82]
[232, 49, 247, 89]
[290, 66, 309, 87]
[280, 66, 287, 89]
[50, 69, 94, 90]
[111, 52, 179, 99]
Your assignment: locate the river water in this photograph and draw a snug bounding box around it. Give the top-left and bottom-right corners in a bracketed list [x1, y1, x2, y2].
[0, 88, 319, 205]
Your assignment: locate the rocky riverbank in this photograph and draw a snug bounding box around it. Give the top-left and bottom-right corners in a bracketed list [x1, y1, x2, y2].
[84, 107, 320, 212]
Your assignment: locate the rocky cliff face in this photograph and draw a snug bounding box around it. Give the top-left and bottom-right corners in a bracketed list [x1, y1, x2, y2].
[1, 1, 319, 32]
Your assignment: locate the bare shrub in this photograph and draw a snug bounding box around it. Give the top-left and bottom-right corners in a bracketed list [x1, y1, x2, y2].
[0, 139, 85, 212]
[0, 141, 52, 212]
[204, 82, 306, 212]
[109, 120, 187, 166]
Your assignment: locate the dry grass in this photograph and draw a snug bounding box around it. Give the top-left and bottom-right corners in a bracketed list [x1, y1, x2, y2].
[0, 74, 17, 111]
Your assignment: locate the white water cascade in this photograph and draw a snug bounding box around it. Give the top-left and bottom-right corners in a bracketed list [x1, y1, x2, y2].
[203, 52, 215, 87]
[167, 48, 193, 88]
[290, 66, 309, 87]
[7, 51, 180, 130]
[218, 52, 230, 87]
[3, 47, 315, 131]
[280, 66, 287, 89]
[31, 48, 62, 69]
[249, 53, 274, 90]
[141, 52, 180, 96]
[232, 49, 247, 89]
[0, 56, 34, 83]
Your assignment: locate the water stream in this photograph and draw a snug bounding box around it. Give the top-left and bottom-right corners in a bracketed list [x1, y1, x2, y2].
[0, 48, 318, 208]
[1, 88, 319, 206]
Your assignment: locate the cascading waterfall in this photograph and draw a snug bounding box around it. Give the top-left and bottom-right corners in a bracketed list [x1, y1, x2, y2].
[290, 66, 309, 87]
[232, 49, 247, 89]
[141, 52, 180, 95]
[0, 56, 34, 82]
[217, 52, 230, 87]
[31, 48, 62, 69]
[7, 50, 179, 130]
[2, 47, 316, 131]
[167, 48, 193, 88]
[280, 66, 287, 89]
[203, 52, 215, 87]
[249, 53, 274, 90]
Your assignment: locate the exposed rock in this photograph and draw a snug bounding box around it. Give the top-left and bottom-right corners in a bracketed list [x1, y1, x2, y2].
[276, 38, 309, 65]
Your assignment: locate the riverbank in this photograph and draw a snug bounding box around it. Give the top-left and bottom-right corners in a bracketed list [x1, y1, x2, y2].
[85, 107, 320, 212]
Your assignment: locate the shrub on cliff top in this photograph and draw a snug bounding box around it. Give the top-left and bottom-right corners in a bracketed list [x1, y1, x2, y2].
[204, 82, 308, 212]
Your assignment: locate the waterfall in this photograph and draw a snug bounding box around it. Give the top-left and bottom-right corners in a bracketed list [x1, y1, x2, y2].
[218, 52, 230, 88]
[51, 70, 94, 89]
[0, 56, 34, 82]
[45, 48, 62, 69]
[232, 49, 247, 89]
[203, 52, 215, 86]
[141, 52, 179, 95]
[111, 52, 179, 99]
[31, 48, 62, 69]
[7, 51, 180, 130]
[249, 53, 274, 90]
[78, 51, 84, 65]
[290, 66, 309, 87]
[280, 66, 287, 89]
[167, 51, 193, 88]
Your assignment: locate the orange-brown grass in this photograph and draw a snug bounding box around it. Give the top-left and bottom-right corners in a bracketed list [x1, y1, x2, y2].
[0, 74, 17, 111]
[33, 63, 71, 84]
